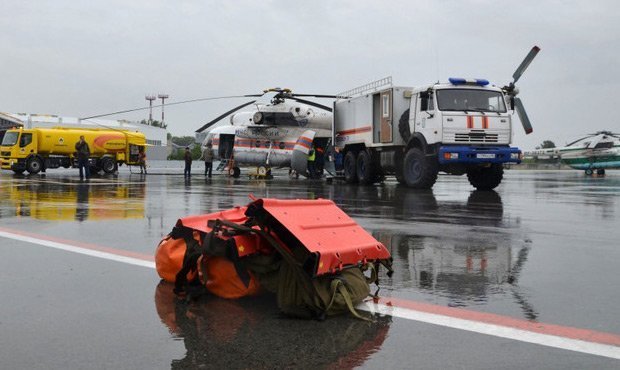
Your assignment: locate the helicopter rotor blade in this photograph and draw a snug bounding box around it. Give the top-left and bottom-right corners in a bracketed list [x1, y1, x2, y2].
[81, 94, 263, 120]
[587, 131, 620, 137]
[512, 46, 541, 84]
[291, 93, 342, 99]
[195, 100, 257, 133]
[288, 97, 333, 112]
[514, 97, 533, 135]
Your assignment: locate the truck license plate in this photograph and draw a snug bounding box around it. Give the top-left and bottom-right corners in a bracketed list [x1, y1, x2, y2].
[477, 153, 495, 159]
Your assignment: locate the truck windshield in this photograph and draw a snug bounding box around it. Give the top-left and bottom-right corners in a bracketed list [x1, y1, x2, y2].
[1, 132, 19, 146]
[437, 89, 507, 113]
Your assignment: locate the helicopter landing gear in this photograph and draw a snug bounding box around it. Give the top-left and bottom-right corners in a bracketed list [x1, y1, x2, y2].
[230, 166, 241, 178]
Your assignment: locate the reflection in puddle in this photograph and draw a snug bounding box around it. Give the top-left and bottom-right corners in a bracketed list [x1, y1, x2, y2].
[377, 231, 537, 320]
[2, 179, 145, 221]
[154, 282, 392, 369]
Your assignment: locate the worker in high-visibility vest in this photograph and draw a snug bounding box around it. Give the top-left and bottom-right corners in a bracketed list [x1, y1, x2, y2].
[307, 146, 316, 179]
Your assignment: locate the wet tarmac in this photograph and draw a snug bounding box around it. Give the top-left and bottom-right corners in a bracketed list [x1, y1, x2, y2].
[1, 165, 619, 369]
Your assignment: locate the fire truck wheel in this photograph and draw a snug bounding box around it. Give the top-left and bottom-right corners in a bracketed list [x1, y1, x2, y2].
[232, 167, 241, 178]
[26, 157, 43, 174]
[356, 150, 376, 185]
[343, 151, 358, 183]
[101, 157, 116, 174]
[398, 109, 411, 143]
[403, 148, 438, 189]
[466, 164, 504, 190]
[395, 169, 406, 184]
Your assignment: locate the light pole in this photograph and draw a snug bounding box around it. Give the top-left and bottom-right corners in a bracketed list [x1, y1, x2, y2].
[145, 95, 156, 124]
[158, 94, 169, 126]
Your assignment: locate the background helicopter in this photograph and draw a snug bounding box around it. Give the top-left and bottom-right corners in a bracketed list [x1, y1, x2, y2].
[528, 131, 620, 175]
[195, 88, 339, 178]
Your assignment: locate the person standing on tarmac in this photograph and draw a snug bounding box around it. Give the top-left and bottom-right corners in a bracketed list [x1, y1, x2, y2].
[184, 147, 193, 178]
[307, 145, 316, 179]
[334, 147, 344, 173]
[138, 148, 147, 174]
[75, 135, 90, 180]
[201, 143, 214, 178]
[315, 146, 325, 176]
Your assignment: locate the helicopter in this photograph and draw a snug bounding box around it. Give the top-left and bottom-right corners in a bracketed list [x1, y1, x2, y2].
[195, 88, 339, 178]
[528, 131, 620, 175]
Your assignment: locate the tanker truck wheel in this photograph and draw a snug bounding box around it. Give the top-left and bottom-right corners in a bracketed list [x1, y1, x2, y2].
[26, 157, 43, 175]
[403, 148, 438, 189]
[343, 151, 358, 183]
[101, 157, 116, 174]
[466, 164, 503, 190]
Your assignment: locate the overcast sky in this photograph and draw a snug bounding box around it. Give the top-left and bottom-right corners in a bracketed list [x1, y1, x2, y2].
[2, 1, 619, 149]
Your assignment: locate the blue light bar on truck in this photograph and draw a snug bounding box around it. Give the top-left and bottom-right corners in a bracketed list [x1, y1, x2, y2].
[448, 78, 489, 86]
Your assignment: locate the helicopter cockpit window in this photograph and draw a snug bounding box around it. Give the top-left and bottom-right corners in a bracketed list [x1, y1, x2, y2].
[437, 89, 507, 113]
[594, 141, 613, 149]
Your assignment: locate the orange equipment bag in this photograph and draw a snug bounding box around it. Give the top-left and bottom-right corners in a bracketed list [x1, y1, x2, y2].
[155, 197, 394, 320]
[155, 206, 263, 299]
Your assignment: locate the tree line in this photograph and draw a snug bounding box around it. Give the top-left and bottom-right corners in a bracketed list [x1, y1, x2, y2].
[167, 135, 202, 160]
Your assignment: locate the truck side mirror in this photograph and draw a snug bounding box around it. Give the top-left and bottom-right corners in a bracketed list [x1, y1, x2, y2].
[510, 97, 515, 110]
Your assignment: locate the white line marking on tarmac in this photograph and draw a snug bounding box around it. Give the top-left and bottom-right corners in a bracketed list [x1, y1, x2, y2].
[1, 228, 620, 360]
[358, 302, 620, 360]
[0, 230, 155, 269]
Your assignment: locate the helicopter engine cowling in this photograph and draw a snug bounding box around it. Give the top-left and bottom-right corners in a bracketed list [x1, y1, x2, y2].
[253, 112, 264, 125]
[230, 112, 255, 126]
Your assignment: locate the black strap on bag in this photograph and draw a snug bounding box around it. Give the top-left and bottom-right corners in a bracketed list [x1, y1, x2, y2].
[172, 226, 205, 297]
[216, 221, 372, 321]
[201, 220, 252, 288]
[214, 219, 316, 295]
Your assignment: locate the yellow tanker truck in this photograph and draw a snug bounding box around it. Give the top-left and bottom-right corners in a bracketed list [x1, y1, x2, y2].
[0, 127, 146, 174]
